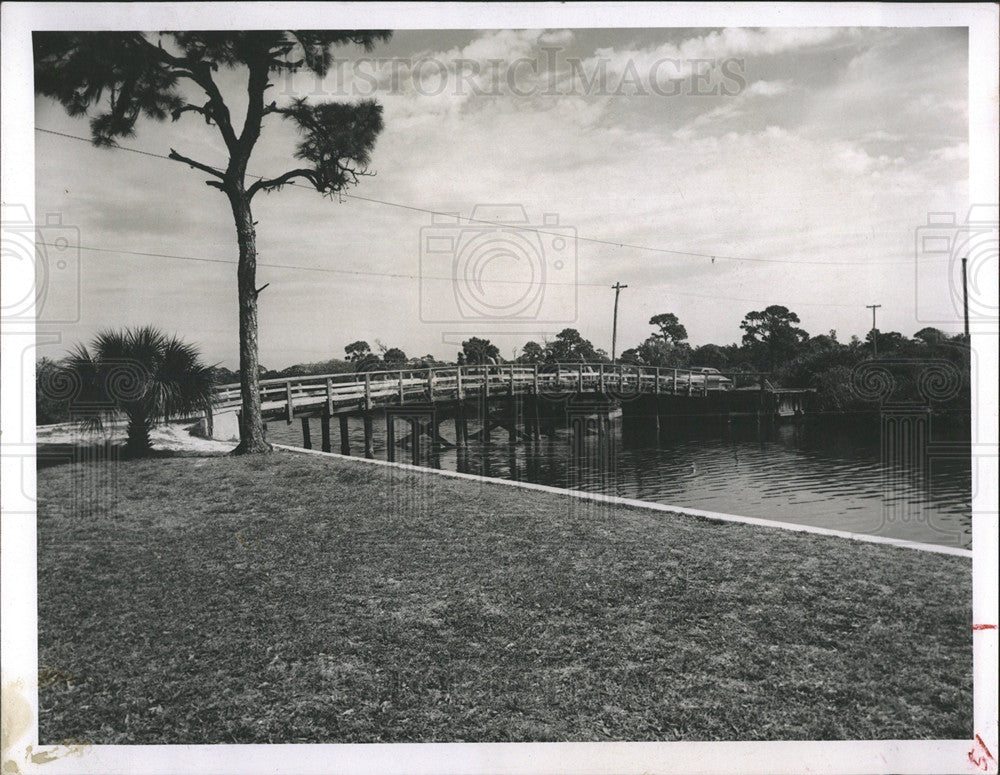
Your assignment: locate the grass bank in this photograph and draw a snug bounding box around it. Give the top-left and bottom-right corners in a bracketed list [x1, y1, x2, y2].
[36, 449, 971, 743]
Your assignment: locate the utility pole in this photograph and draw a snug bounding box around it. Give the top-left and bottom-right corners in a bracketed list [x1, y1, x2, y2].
[611, 282, 628, 363]
[962, 257, 970, 339]
[866, 304, 881, 356]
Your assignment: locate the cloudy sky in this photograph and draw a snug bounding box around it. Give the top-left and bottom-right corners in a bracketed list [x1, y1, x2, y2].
[33, 26, 969, 369]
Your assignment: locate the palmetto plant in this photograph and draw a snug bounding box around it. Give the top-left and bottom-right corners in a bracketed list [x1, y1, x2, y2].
[63, 327, 214, 455]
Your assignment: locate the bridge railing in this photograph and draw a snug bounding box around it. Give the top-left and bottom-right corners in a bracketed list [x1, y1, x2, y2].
[211, 363, 766, 416]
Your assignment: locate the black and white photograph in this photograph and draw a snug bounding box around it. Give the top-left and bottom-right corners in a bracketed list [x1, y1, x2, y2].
[1, 3, 997, 774]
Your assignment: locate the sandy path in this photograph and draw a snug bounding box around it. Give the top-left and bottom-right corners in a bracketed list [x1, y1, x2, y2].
[36, 420, 234, 454]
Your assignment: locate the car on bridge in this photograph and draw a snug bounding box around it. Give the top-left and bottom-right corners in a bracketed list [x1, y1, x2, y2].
[689, 367, 734, 391]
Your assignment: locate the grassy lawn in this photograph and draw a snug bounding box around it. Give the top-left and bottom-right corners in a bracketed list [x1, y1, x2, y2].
[36, 448, 971, 743]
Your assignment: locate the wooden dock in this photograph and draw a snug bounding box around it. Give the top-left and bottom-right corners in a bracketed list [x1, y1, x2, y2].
[209, 363, 813, 460]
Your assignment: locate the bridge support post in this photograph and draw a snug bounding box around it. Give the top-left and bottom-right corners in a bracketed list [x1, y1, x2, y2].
[410, 418, 421, 465]
[567, 402, 613, 458]
[656, 398, 671, 442]
[384, 405, 437, 465]
[386, 414, 396, 462]
[531, 396, 541, 441]
[508, 397, 519, 443]
[455, 403, 468, 449]
[320, 413, 332, 453]
[756, 375, 770, 436]
[542, 400, 559, 438]
[339, 414, 351, 456]
[363, 413, 375, 459]
[482, 396, 492, 444]
[300, 416, 312, 449]
[568, 413, 586, 456]
[431, 414, 445, 459]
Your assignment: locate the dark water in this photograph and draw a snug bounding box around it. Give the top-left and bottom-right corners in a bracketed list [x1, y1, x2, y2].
[268, 413, 972, 550]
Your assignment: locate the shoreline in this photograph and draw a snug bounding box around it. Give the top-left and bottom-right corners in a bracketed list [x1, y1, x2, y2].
[33, 420, 971, 556]
[277, 444, 972, 558]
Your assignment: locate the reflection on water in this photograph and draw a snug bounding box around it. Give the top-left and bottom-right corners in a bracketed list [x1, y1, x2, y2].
[268, 414, 972, 550]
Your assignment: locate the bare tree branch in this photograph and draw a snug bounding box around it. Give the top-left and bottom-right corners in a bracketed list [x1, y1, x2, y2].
[171, 102, 211, 123]
[167, 148, 225, 179]
[247, 168, 316, 198]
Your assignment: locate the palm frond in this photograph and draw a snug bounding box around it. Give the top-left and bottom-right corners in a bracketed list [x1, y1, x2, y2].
[59, 327, 212, 453]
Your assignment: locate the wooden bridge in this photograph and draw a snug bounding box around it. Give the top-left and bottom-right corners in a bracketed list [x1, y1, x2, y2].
[209, 363, 812, 461]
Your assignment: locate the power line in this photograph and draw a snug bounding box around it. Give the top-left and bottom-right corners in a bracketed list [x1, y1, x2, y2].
[35, 126, 938, 268]
[34, 239, 864, 308]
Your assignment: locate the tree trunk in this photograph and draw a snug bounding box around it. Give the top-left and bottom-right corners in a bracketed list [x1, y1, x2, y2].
[125, 413, 153, 457]
[228, 189, 271, 454]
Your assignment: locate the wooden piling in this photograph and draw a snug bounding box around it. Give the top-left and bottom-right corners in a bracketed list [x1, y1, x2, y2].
[363, 413, 374, 459]
[339, 414, 351, 456]
[478, 391, 491, 444]
[541, 400, 558, 438]
[320, 413, 332, 453]
[386, 415, 396, 462]
[455, 403, 468, 449]
[410, 418, 420, 465]
[431, 415, 444, 454]
[300, 416, 312, 449]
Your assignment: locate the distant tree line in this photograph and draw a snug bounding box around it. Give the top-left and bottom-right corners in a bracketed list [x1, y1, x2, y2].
[611, 305, 970, 416]
[37, 306, 970, 425]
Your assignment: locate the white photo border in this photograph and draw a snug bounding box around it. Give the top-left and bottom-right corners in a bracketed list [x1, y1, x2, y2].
[2, 3, 997, 774]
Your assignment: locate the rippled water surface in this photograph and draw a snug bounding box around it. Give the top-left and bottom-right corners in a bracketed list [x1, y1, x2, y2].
[269, 414, 972, 549]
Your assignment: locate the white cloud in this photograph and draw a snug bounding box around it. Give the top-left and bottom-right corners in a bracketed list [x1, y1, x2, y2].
[539, 29, 574, 46]
[930, 143, 969, 162]
[582, 27, 848, 83]
[33, 28, 970, 368]
[745, 79, 792, 97]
